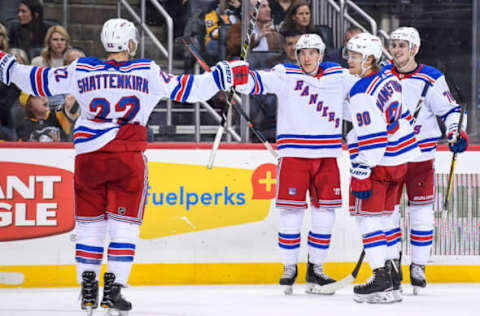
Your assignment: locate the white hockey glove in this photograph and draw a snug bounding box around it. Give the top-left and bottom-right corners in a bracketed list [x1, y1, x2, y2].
[0, 51, 17, 86]
[350, 163, 372, 200]
[212, 60, 249, 91]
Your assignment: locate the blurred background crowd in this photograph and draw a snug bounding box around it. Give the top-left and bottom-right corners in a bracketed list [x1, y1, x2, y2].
[0, 0, 477, 144]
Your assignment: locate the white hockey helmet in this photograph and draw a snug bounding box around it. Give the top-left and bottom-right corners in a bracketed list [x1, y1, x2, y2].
[390, 26, 421, 56]
[295, 33, 326, 62]
[101, 18, 139, 56]
[347, 32, 383, 62]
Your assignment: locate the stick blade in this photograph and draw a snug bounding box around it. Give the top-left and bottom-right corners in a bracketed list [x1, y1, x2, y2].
[207, 126, 225, 169]
[0, 272, 24, 285]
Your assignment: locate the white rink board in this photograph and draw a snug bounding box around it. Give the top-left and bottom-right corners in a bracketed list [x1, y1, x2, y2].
[0, 146, 479, 267]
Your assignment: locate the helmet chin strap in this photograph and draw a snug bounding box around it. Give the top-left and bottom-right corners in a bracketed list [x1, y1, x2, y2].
[360, 59, 371, 77]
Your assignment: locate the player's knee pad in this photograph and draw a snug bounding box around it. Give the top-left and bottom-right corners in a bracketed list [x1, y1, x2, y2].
[75, 220, 107, 246]
[278, 208, 305, 233]
[310, 207, 336, 233]
[355, 216, 383, 235]
[409, 205, 434, 231]
[108, 219, 140, 243]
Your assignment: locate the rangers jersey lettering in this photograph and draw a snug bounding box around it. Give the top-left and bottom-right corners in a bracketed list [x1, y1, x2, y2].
[347, 69, 420, 167]
[383, 63, 466, 162]
[10, 57, 223, 154]
[238, 62, 357, 158]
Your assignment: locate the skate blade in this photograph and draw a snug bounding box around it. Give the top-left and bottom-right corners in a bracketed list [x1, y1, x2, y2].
[83, 306, 94, 316]
[354, 291, 395, 304]
[305, 283, 335, 295]
[413, 286, 421, 296]
[392, 290, 403, 302]
[104, 308, 129, 316]
[283, 285, 293, 295]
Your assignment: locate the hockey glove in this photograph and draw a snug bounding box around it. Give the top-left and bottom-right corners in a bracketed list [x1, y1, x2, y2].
[0, 51, 17, 86]
[212, 60, 249, 91]
[350, 163, 372, 200]
[447, 130, 468, 153]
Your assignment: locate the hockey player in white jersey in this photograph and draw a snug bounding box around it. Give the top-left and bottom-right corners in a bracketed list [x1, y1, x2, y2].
[345, 32, 420, 304]
[0, 18, 248, 315]
[236, 33, 357, 295]
[385, 26, 468, 295]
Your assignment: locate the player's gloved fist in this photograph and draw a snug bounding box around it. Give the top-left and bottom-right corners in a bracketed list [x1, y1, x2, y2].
[447, 130, 468, 153]
[350, 163, 372, 200]
[0, 51, 17, 85]
[212, 60, 249, 91]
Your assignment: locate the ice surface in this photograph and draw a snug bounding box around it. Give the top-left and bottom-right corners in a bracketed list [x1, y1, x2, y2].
[0, 283, 478, 316]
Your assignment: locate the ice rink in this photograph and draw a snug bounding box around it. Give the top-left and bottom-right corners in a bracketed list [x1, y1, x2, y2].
[0, 283, 478, 316]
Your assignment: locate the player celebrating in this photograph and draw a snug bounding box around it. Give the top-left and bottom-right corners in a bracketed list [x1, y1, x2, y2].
[345, 32, 420, 303]
[0, 18, 248, 315]
[386, 26, 468, 295]
[236, 33, 357, 295]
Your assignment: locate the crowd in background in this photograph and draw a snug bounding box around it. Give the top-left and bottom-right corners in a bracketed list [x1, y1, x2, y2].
[0, 0, 85, 142]
[0, 0, 359, 143]
[191, 0, 360, 141]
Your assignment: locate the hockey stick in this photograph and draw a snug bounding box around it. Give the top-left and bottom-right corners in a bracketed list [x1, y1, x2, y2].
[310, 249, 365, 294]
[412, 81, 431, 124]
[442, 68, 466, 211]
[206, 0, 263, 169]
[183, 39, 278, 160]
[443, 105, 466, 211]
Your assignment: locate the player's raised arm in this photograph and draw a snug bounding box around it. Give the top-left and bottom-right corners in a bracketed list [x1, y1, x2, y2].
[0, 51, 75, 96]
[150, 59, 249, 103]
[235, 63, 287, 96]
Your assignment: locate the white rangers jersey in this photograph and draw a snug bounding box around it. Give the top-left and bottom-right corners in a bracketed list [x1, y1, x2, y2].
[383, 63, 466, 162]
[10, 57, 222, 154]
[347, 69, 420, 167]
[237, 62, 357, 158]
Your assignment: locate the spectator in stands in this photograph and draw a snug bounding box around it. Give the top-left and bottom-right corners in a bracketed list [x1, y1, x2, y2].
[6, 48, 29, 140]
[64, 47, 86, 65]
[8, 47, 29, 64]
[268, 0, 293, 30]
[323, 26, 362, 68]
[8, 0, 48, 53]
[31, 25, 70, 67]
[0, 30, 17, 141]
[275, 30, 301, 64]
[17, 91, 78, 142]
[227, 0, 282, 59]
[279, 0, 315, 35]
[204, 0, 241, 62]
[0, 24, 9, 52]
[0, 0, 22, 26]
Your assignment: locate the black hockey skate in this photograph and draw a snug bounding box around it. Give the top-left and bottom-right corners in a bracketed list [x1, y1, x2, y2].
[353, 267, 394, 304]
[101, 272, 132, 315]
[410, 263, 426, 295]
[80, 271, 98, 316]
[305, 262, 336, 295]
[385, 259, 402, 302]
[279, 264, 297, 295]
